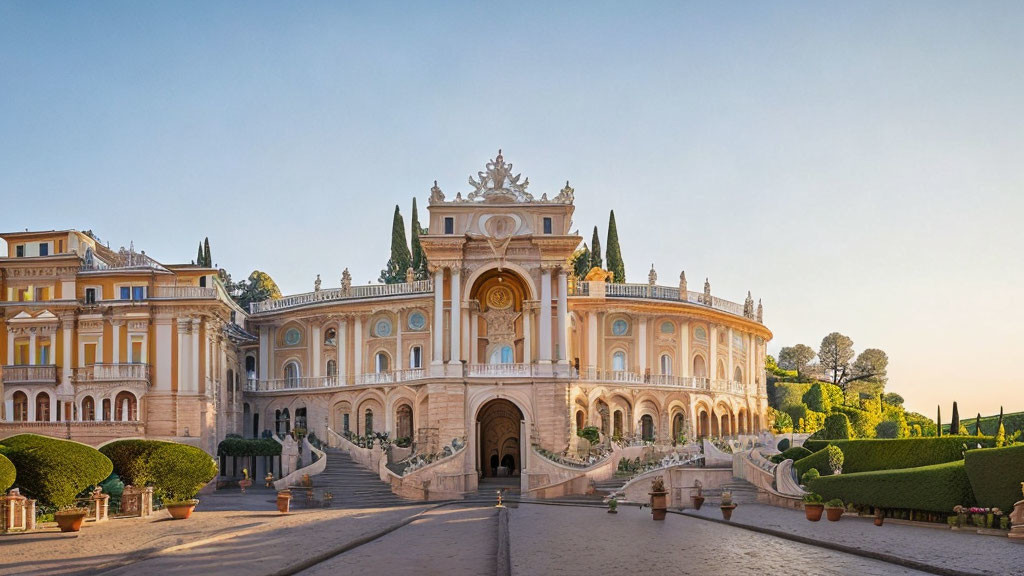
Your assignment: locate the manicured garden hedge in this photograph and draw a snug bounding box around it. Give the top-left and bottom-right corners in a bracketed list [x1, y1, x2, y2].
[100, 439, 174, 486]
[771, 446, 812, 463]
[0, 434, 112, 508]
[964, 444, 1024, 512]
[149, 443, 218, 502]
[808, 460, 976, 513]
[217, 437, 282, 458]
[794, 445, 842, 477]
[0, 452, 15, 492]
[803, 436, 994, 473]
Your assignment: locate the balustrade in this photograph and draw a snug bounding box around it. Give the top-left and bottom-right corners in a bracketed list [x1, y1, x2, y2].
[150, 285, 217, 299]
[75, 363, 150, 382]
[466, 363, 533, 378]
[250, 280, 433, 314]
[1, 365, 58, 384]
[572, 281, 757, 322]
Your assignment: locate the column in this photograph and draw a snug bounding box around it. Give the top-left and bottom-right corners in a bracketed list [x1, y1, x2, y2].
[539, 268, 552, 364]
[49, 393, 57, 422]
[353, 316, 363, 377]
[112, 322, 121, 364]
[638, 317, 648, 375]
[709, 325, 717, 384]
[587, 312, 597, 369]
[679, 321, 690, 378]
[432, 267, 444, 364]
[523, 305, 532, 365]
[396, 314, 403, 372]
[95, 396, 102, 421]
[178, 319, 190, 393]
[311, 325, 321, 378]
[469, 306, 478, 364]
[6, 329, 13, 366]
[338, 319, 348, 383]
[259, 325, 270, 381]
[62, 320, 73, 386]
[449, 267, 461, 365]
[29, 332, 36, 364]
[191, 319, 200, 393]
[556, 269, 568, 364]
[727, 327, 734, 386]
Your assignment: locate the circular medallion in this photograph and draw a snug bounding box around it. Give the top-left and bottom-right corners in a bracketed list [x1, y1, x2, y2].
[486, 286, 513, 310]
[375, 319, 392, 337]
[408, 312, 426, 331]
[284, 328, 301, 346]
[612, 319, 628, 336]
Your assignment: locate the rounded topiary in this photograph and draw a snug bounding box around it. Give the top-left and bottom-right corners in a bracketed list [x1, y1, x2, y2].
[0, 434, 112, 508]
[801, 468, 820, 485]
[777, 438, 791, 452]
[100, 439, 172, 486]
[779, 446, 813, 461]
[148, 443, 217, 503]
[824, 413, 852, 440]
[0, 451, 15, 492]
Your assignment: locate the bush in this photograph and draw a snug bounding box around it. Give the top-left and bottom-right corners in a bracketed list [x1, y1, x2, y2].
[148, 443, 218, 502]
[964, 444, 1024, 512]
[0, 434, 112, 508]
[802, 436, 995, 474]
[833, 405, 880, 438]
[217, 437, 282, 457]
[875, 420, 899, 439]
[825, 498, 844, 508]
[809, 460, 976, 513]
[794, 445, 843, 477]
[802, 383, 833, 413]
[776, 438, 791, 452]
[0, 452, 15, 491]
[779, 446, 813, 461]
[800, 468, 820, 485]
[577, 426, 600, 446]
[100, 439, 172, 486]
[824, 413, 851, 440]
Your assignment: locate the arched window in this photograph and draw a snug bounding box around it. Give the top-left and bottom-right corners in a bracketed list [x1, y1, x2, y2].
[115, 391, 137, 421]
[396, 404, 413, 439]
[12, 391, 28, 422]
[575, 410, 584, 431]
[81, 396, 95, 421]
[717, 359, 726, 380]
[295, 407, 307, 430]
[613, 410, 623, 437]
[692, 355, 707, 378]
[284, 361, 300, 386]
[410, 346, 423, 369]
[375, 352, 390, 373]
[660, 354, 672, 375]
[489, 345, 513, 365]
[640, 414, 655, 441]
[733, 366, 743, 384]
[35, 392, 50, 422]
[365, 409, 374, 435]
[245, 355, 257, 380]
[327, 360, 337, 377]
[102, 398, 111, 421]
[279, 408, 291, 435]
[672, 412, 686, 443]
[612, 351, 626, 372]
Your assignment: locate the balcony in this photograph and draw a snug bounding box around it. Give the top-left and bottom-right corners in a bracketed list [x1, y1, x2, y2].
[1, 365, 58, 384]
[149, 286, 217, 299]
[571, 281, 759, 322]
[465, 363, 534, 378]
[75, 363, 150, 383]
[249, 279, 433, 314]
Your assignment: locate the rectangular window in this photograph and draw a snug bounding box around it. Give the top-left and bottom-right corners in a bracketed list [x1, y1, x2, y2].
[17, 287, 30, 302]
[343, 413, 350, 433]
[543, 217, 552, 234]
[14, 342, 29, 365]
[120, 286, 131, 300]
[34, 287, 48, 301]
[411, 346, 422, 369]
[58, 239, 63, 253]
[132, 286, 146, 300]
[39, 345, 50, 365]
[85, 288, 96, 304]
[84, 343, 97, 366]
[15, 245, 24, 257]
[39, 243, 48, 256]
[444, 217, 454, 235]
[199, 276, 207, 288]
[130, 339, 144, 363]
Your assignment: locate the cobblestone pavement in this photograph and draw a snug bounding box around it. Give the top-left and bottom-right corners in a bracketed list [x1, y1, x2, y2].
[510, 504, 937, 576]
[297, 505, 498, 576]
[685, 502, 1023, 576]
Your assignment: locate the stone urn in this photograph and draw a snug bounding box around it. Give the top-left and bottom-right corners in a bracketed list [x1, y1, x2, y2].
[54, 508, 89, 532]
[165, 500, 198, 520]
[649, 476, 668, 521]
[277, 489, 292, 514]
[1009, 485, 1024, 541]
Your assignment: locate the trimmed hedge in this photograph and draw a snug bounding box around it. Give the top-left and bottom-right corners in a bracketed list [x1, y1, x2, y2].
[809, 460, 976, 513]
[0, 434, 112, 508]
[0, 452, 15, 491]
[803, 436, 995, 474]
[964, 444, 1024, 512]
[100, 439, 173, 486]
[823, 413, 851, 440]
[217, 437, 282, 457]
[772, 446, 812, 464]
[794, 445, 843, 477]
[149, 443, 218, 502]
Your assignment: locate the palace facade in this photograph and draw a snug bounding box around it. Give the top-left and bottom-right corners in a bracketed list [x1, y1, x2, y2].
[1, 151, 771, 497]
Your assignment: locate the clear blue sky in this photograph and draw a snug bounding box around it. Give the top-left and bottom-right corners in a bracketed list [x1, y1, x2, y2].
[2, 1, 1022, 417]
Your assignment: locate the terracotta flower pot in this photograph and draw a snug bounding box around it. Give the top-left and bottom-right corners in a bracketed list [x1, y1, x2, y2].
[825, 507, 843, 522]
[874, 511, 885, 526]
[721, 504, 737, 521]
[55, 509, 88, 533]
[649, 491, 668, 521]
[804, 503, 824, 522]
[277, 490, 292, 514]
[692, 496, 705, 510]
[165, 501, 198, 520]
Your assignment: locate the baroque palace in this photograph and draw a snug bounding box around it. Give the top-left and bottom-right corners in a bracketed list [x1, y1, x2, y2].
[1, 151, 771, 498]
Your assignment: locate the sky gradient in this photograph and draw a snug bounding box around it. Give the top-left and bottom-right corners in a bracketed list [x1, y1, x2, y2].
[2, 2, 1022, 418]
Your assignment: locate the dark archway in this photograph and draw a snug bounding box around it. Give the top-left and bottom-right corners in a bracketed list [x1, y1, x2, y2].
[477, 399, 523, 478]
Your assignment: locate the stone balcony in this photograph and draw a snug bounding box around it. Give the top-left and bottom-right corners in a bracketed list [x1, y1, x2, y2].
[570, 280, 761, 323]
[74, 363, 151, 384]
[1, 364, 58, 384]
[249, 279, 434, 314]
[149, 285, 217, 299]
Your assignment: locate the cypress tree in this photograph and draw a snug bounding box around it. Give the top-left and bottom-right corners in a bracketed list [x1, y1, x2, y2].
[605, 210, 625, 283]
[590, 227, 603, 270]
[203, 237, 211, 267]
[379, 205, 412, 284]
[951, 401, 960, 435]
[937, 405, 941, 437]
[975, 413, 982, 436]
[410, 198, 427, 280]
[996, 406, 1004, 435]
[197, 242, 203, 266]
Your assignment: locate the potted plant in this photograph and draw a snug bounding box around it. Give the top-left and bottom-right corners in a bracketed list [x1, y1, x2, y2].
[803, 492, 825, 522]
[825, 498, 844, 522]
[277, 488, 292, 513]
[54, 505, 90, 533]
[239, 468, 253, 494]
[874, 507, 885, 526]
[607, 496, 618, 514]
[720, 491, 737, 521]
[150, 443, 218, 521]
[649, 476, 668, 521]
[691, 480, 705, 510]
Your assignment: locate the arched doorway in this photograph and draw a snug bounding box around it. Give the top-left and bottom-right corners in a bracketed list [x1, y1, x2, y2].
[672, 412, 686, 443]
[469, 268, 530, 366]
[477, 399, 523, 479]
[640, 414, 655, 441]
[396, 404, 413, 440]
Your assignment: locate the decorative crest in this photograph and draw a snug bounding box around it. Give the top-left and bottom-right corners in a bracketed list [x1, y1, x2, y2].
[553, 180, 575, 204]
[467, 149, 534, 203]
[744, 291, 754, 318]
[703, 278, 712, 306]
[757, 299, 763, 323]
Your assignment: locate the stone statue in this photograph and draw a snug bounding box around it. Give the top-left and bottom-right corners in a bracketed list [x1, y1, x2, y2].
[553, 180, 575, 204]
[341, 268, 352, 295]
[703, 278, 712, 306]
[744, 291, 754, 318]
[648, 264, 657, 286]
[429, 180, 445, 204]
[314, 274, 322, 292]
[757, 299, 763, 323]
[679, 271, 687, 298]
[406, 267, 415, 283]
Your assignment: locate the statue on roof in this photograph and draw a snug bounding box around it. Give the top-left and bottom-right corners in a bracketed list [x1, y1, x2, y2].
[429, 180, 445, 205]
[466, 149, 534, 203]
[553, 180, 575, 204]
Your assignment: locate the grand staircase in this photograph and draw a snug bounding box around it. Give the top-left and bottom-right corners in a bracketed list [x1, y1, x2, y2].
[304, 448, 408, 508]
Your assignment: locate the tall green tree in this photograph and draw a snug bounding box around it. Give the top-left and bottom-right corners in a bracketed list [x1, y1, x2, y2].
[410, 198, 428, 280]
[589, 227, 603, 270]
[605, 210, 625, 283]
[819, 332, 855, 392]
[197, 242, 204, 266]
[203, 237, 211, 267]
[379, 205, 412, 284]
[778, 344, 816, 380]
[951, 401, 960, 435]
[937, 405, 942, 437]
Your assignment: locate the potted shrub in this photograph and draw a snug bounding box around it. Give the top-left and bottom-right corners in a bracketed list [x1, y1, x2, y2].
[803, 492, 824, 522]
[691, 480, 705, 510]
[720, 491, 737, 521]
[607, 496, 618, 514]
[649, 476, 668, 521]
[149, 443, 218, 520]
[824, 498, 844, 522]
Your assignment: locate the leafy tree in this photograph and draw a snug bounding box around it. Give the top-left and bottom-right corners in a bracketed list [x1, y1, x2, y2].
[203, 237, 211, 267]
[818, 333, 888, 400]
[771, 409, 793, 433]
[231, 270, 282, 309]
[996, 423, 1006, 447]
[410, 198, 428, 280]
[778, 344, 816, 380]
[848, 348, 889, 396]
[883, 393, 904, 407]
[590, 227, 603, 270]
[875, 420, 899, 438]
[819, 332, 855, 391]
[379, 205, 412, 284]
[571, 244, 591, 277]
[937, 405, 942, 437]
[906, 412, 936, 437]
[605, 211, 625, 283]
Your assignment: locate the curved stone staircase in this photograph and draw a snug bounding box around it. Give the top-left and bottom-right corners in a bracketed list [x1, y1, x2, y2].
[301, 448, 408, 508]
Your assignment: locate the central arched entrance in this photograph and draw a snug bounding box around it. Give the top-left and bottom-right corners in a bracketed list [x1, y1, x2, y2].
[477, 399, 523, 479]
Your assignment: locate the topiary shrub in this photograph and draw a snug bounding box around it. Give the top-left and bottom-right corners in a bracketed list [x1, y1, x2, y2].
[0, 451, 15, 492]
[794, 445, 843, 477]
[809, 460, 976, 513]
[100, 439, 173, 486]
[823, 413, 851, 440]
[801, 436, 995, 473]
[875, 420, 899, 439]
[800, 468, 820, 485]
[778, 446, 813, 462]
[0, 434, 112, 508]
[148, 443, 218, 503]
[217, 437, 282, 457]
[776, 438, 791, 452]
[963, 444, 1024, 513]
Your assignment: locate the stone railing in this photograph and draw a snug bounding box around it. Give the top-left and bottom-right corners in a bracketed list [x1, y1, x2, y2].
[247, 376, 342, 392]
[150, 285, 217, 299]
[250, 280, 433, 314]
[1, 365, 58, 384]
[576, 281, 756, 322]
[75, 363, 150, 382]
[466, 363, 533, 378]
[354, 369, 428, 385]
[577, 367, 747, 395]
